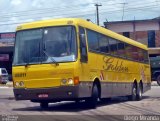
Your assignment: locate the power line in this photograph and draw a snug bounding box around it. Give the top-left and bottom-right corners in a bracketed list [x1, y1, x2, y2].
[0, 2, 160, 26]
[100, 4, 160, 14]
[0, 1, 158, 23]
[0, 5, 159, 26]
[0, 2, 120, 17]
[0, 4, 158, 19]
[0, 3, 90, 14]
[121, 2, 128, 21]
[1, 1, 158, 18]
[0, 1, 159, 21]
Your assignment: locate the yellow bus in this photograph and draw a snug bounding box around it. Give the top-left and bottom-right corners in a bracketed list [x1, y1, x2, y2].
[13, 18, 151, 108]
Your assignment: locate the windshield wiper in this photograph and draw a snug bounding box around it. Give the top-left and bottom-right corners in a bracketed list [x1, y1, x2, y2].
[43, 50, 59, 66]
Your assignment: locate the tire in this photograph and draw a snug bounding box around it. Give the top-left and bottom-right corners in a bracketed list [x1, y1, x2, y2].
[101, 98, 111, 102]
[75, 99, 83, 103]
[128, 83, 137, 101]
[156, 75, 160, 86]
[86, 84, 99, 108]
[40, 102, 49, 109]
[137, 83, 143, 101]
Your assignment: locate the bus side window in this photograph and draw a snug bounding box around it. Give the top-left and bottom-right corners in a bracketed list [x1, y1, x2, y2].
[125, 44, 132, 59]
[144, 51, 149, 63]
[138, 48, 145, 62]
[99, 34, 109, 54]
[109, 38, 118, 56]
[132, 46, 138, 61]
[117, 41, 125, 58]
[87, 29, 99, 52]
[79, 27, 88, 62]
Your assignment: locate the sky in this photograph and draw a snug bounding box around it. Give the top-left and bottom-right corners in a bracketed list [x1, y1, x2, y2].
[0, 0, 160, 32]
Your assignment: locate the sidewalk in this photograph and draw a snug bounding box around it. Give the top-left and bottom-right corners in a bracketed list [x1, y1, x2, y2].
[6, 81, 13, 87]
[151, 81, 159, 86]
[0, 81, 13, 87]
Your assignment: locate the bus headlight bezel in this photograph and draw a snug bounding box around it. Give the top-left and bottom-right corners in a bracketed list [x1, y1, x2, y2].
[68, 78, 74, 85]
[19, 81, 24, 87]
[15, 82, 19, 87]
[15, 81, 25, 87]
[61, 79, 67, 85]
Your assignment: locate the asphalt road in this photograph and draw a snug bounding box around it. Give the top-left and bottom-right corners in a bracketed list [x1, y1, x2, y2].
[0, 84, 160, 121]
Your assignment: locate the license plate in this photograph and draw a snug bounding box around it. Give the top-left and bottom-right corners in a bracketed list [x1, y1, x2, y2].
[38, 94, 49, 98]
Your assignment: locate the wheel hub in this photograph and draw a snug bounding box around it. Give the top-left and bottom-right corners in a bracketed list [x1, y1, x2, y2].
[133, 88, 136, 96]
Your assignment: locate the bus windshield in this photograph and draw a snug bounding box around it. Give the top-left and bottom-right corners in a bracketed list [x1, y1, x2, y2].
[13, 26, 77, 66]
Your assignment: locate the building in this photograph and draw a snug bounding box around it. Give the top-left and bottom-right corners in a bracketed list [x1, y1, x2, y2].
[0, 32, 15, 76]
[104, 18, 160, 56]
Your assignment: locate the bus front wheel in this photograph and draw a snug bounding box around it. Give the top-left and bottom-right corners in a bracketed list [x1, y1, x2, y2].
[86, 84, 99, 108]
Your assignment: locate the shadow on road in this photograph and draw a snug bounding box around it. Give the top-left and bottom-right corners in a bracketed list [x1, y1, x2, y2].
[12, 96, 151, 112]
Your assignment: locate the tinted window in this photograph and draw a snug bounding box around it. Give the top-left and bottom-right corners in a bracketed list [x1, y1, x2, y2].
[99, 34, 109, 53]
[117, 41, 125, 57]
[125, 44, 148, 63]
[109, 38, 118, 55]
[125, 44, 139, 60]
[144, 51, 149, 63]
[125, 44, 133, 59]
[132, 46, 139, 61]
[87, 30, 99, 51]
[138, 48, 144, 62]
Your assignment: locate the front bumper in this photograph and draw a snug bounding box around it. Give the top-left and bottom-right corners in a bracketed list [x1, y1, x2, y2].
[13, 86, 79, 102]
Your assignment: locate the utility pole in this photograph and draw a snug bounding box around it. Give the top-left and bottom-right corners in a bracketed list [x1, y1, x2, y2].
[95, 3, 102, 25]
[121, 2, 127, 21]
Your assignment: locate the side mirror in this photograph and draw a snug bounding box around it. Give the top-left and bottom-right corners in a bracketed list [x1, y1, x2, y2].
[80, 34, 85, 44]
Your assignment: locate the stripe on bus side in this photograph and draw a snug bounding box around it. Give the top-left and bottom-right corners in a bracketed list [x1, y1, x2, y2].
[78, 81, 151, 98]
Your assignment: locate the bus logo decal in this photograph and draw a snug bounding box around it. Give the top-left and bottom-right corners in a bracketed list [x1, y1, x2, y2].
[103, 57, 129, 73]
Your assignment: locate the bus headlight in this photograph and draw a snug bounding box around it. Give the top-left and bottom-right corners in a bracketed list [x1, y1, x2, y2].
[68, 78, 74, 85]
[15, 82, 19, 87]
[15, 81, 24, 87]
[19, 81, 24, 87]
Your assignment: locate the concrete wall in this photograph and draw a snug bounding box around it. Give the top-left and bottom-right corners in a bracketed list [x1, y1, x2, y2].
[107, 23, 134, 32]
[136, 22, 159, 31]
[106, 21, 160, 33]
[105, 20, 160, 47]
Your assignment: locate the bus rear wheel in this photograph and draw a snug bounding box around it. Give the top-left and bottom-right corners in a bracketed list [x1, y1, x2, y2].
[40, 102, 49, 109]
[156, 75, 160, 86]
[128, 83, 137, 101]
[137, 83, 143, 100]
